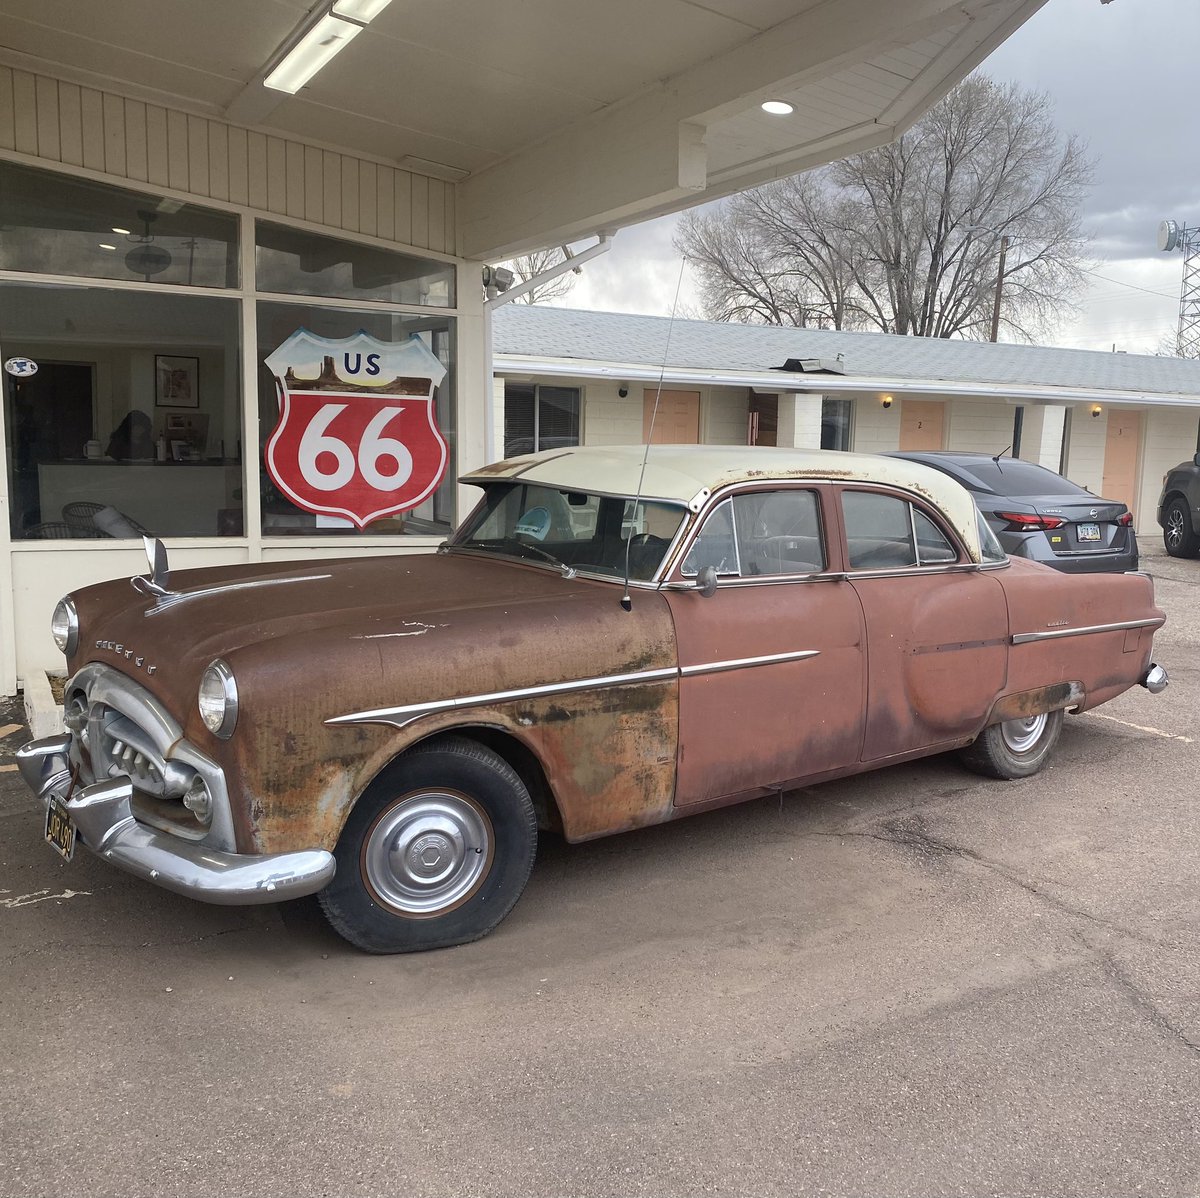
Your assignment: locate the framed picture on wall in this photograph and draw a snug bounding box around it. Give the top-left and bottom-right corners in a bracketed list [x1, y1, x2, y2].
[155, 354, 199, 408]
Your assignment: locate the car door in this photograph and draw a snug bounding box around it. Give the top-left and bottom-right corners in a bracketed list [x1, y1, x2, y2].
[838, 486, 1009, 761]
[664, 486, 867, 807]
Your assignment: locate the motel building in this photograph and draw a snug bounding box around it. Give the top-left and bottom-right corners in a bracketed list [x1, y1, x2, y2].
[0, 0, 1125, 693]
[491, 305, 1200, 528]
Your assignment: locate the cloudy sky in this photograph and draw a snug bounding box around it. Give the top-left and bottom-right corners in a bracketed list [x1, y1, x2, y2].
[549, 0, 1198, 356]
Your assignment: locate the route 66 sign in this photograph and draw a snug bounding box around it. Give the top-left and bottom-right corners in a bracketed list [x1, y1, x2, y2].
[264, 330, 449, 529]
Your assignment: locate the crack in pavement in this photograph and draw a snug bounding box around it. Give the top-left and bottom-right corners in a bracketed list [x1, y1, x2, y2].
[1099, 952, 1200, 1057]
[813, 815, 1162, 948]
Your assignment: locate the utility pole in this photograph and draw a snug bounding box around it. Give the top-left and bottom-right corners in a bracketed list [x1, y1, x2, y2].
[989, 235, 1011, 343]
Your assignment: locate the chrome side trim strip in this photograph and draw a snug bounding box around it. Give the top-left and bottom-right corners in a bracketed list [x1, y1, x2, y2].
[144, 574, 332, 614]
[1012, 617, 1164, 645]
[328, 650, 823, 728]
[680, 649, 820, 676]
[326, 666, 680, 729]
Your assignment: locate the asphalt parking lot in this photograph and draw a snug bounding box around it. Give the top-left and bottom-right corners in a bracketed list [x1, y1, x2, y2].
[2, 548, 1197, 1198]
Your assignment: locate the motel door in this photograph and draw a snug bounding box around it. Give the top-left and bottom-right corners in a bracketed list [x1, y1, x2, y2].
[644, 389, 700, 443]
[1102, 410, 1142, 519]
[899, 400, 945, 451]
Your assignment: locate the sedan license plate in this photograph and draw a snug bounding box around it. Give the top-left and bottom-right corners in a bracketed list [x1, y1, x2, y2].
[44, 795, 76, 862]
[1077, 523, 1101, 542]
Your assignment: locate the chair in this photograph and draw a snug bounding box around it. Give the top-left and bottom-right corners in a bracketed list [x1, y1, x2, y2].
[26, 521, 92, 539]
[62, 501, 108, 535]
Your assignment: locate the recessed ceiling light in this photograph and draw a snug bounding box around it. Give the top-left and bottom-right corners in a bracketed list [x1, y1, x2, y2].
[99, 243, 116, 251]
[111, 226, 131, 235]
[761, 100, 794, 115]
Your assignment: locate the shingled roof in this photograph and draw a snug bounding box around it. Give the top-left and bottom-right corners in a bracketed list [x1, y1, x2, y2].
[493, 305, 1200, 402]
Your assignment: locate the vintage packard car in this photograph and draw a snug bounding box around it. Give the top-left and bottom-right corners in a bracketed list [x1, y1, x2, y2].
[18, 446, 1168, 953]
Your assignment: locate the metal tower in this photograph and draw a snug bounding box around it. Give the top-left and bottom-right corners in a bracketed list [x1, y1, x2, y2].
[1159, 220, 1200, 358]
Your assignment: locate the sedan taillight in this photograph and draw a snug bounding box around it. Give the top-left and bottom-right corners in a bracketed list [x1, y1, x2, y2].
[1117, 512, 1134, 526]
[995, 511, 1065, 531]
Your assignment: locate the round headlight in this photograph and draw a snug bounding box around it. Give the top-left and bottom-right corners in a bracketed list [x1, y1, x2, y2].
[198, 659, 238, 739]
[51, 596, 79, 656]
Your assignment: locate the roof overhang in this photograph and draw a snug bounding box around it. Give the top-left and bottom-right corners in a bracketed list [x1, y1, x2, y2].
[0, 0, 1050, 261]
[495, 355, 1200, 410]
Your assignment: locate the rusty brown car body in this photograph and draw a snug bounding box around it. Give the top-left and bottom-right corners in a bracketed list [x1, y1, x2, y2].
[16, 446, 1168, 952]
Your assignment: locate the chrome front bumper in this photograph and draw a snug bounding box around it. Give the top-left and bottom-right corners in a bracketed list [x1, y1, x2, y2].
[17, 734, 335, 905]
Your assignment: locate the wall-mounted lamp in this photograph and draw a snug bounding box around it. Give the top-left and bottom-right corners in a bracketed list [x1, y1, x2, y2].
[618, 383, 629, 398]
[881, 395, 893, 410]
[1091, 404, 1102, 418]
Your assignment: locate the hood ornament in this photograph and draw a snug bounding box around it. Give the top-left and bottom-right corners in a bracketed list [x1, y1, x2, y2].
[131, 536, 178, 601]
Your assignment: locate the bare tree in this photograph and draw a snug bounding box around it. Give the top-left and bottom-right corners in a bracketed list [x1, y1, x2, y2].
[502, 247, 580, 305]
[677, 75, 1094, 340]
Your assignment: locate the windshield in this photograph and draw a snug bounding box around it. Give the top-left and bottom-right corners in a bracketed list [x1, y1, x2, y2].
[952, 458, 1091, 498]
[451, 482, 688, 581]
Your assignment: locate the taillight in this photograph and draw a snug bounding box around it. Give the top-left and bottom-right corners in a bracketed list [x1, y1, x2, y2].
[995, 511, 1065, 531]
[1117, 512, 1134, 526]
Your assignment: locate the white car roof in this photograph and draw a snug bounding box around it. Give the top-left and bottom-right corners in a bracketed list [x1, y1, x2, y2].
[462, 445, 985, 563]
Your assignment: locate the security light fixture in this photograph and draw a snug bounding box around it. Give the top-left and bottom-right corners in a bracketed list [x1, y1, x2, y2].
[1091, 405, 1102, 418]
[761, 100, 794, 115]
[881, 395, 893, 409]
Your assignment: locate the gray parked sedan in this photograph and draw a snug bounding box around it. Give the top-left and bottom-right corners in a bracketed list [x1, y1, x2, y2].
[888, 451, 1138, 574]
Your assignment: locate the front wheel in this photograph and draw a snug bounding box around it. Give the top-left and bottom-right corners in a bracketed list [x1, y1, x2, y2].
[1163, 497, 1200, 558]
[958, 709, 1064, 780]
[319, 737, 537, 953]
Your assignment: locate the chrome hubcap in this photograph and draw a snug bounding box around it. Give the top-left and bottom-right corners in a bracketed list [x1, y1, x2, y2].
[1167, 509, 1184, 549]
[1000, 712, 1047, 755]
[363, 791, 491, 916]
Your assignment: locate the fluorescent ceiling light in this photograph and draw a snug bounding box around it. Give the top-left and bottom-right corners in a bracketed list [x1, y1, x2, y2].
[111, 226, 131, 235]
[265, 13, 362, 94]
[761, 100, 794, 115]
[331, 0, 393, 21]
[98, 243, 116, 250]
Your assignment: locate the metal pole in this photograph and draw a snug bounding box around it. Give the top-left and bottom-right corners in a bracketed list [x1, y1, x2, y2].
[990, 235, 1010, 342]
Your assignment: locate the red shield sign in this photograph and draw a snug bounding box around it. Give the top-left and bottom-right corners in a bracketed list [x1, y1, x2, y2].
[264, 331, 449, 529]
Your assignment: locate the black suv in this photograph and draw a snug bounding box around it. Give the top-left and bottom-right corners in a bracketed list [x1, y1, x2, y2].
[1157, 453, 1200, 557]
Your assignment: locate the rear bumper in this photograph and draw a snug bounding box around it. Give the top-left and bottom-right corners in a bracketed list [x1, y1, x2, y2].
[1141, 663, 1168, 694]
[16, 734, 335, 905]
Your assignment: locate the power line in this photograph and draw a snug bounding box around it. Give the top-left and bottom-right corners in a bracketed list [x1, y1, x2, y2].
[1081, 268, 1177, 300]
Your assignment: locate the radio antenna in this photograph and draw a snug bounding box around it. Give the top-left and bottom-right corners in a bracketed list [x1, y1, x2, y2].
[621, 259, 688, 611]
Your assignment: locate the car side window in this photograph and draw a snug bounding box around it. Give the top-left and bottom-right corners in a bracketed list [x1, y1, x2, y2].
[682, 490, 825, 577]
[844, 491, 961, 569]
[734, 490, 825, 575]
[913, 509, 958, 564]
[681, 499, 740, 576]
[844, 492, 917, 569]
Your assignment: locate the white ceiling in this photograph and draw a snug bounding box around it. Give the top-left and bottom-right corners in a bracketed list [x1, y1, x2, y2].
[0, 0, 1050, 258]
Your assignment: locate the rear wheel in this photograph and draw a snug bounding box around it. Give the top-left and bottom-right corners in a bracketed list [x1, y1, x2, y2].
[958, 709, 1064, 780]
[1163, 497, 1200, 558]
[319, 737, 537, 953]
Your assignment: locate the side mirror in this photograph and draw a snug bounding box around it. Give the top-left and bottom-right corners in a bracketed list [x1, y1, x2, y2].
[696, 565, 719, 598]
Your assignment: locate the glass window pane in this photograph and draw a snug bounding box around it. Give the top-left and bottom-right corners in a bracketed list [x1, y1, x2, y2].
[681, 499, 740, 576]
[2, 282, 243, 539]
[913, 509, 958, 563]
[503, 384, 536, 457]
[0, 161, 238, 288]
[821, 398, 852, 450]
[257, 301, 455, 537]
[536, 387, 580, 450]
[733, 490, 825, 574]
[255, 221, 454, 307]
[843, 492, 917, 569]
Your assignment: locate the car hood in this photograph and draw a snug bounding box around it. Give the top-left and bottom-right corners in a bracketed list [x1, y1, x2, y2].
[67, 550, 678, 729]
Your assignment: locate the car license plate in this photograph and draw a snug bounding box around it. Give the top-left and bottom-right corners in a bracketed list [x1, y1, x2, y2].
[1078, 523, 1101, 542]
[44, 795, 76, 862]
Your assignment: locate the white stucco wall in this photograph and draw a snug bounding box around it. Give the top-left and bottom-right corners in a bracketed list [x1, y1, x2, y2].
[776, 394, 823, 448]
[1017, 404, 1066, 470]
[705, 389, 749, 444]
[945, 400, 1014, 455]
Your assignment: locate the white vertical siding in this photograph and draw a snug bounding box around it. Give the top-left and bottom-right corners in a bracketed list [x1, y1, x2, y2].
[1138, 407, 1198, 522]
[1063, 403, 1107, 492]
[0, 64, 456, 257]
